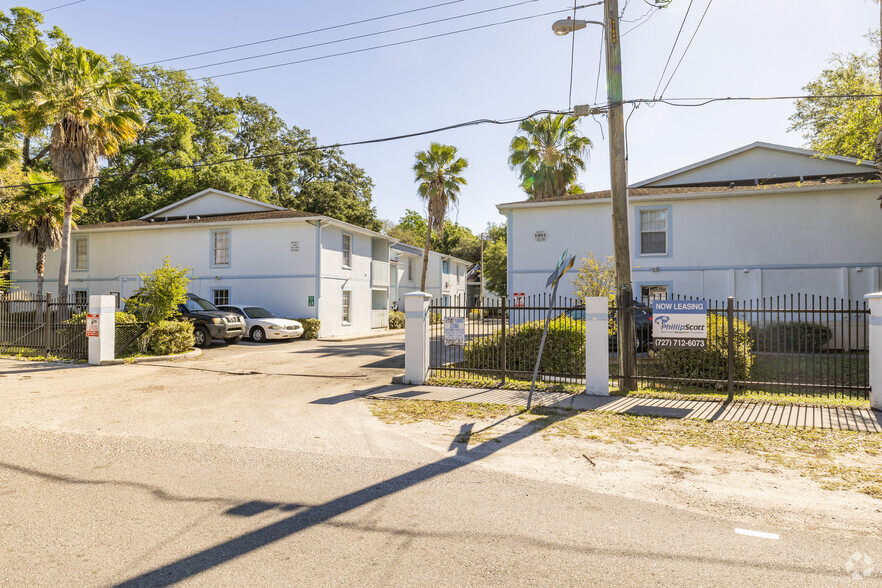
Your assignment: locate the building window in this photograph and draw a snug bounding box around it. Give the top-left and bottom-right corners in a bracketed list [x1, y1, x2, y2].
[641, 285, 669, 303]
[73, 237, 88, 270]
[212, 230, 230, 267]
[442, 260, 450, 274]
[73, 289, 88, 311]
[456, 265, 461, 284]
[639, 209, 668, 255]
[407, 258, 413, 282]
[342, 233, 352, 268]
[212, 288, 230, 306]
[342, 290, 351, 323]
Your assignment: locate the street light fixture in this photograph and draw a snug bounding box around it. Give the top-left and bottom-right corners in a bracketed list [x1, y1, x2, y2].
[551, 17, 603, 35]
[552, 1, 637, 391]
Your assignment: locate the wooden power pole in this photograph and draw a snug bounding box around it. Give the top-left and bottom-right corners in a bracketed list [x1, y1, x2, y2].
[603, 0, 637, 391]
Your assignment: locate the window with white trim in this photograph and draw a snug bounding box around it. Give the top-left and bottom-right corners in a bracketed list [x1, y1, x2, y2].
[212, 230, 230, 267]
[342, 290, 352, 323]
[456, 265, 461, 284]
[407, 258, 413, 282]
[74, 237, 88, 270]
[639, 209, 667, 255]
[212, 288, 230, 306]
[640, 285, 668, 303]
[342, 233, 352, 268]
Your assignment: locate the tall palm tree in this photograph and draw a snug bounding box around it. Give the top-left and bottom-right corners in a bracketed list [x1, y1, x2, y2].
[6, 171, 84, 296]
[508, 114, 592, 200]
[6, 45, 142, 297]
[412, 143, 468, 292]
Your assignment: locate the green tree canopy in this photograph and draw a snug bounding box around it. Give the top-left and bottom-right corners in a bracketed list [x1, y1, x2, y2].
[508, 114, 592, 200]
[482, 221, 507, 297]
[790, 33, 880, 161]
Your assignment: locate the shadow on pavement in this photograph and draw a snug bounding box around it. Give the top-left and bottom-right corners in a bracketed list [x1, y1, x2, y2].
[309, 386, 386, 405]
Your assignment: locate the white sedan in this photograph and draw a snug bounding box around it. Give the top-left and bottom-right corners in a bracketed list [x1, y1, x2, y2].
[218, 305, 304, 342]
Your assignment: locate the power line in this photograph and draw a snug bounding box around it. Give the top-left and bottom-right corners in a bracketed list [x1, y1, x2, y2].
[199, 7, 585, 80]
[621, 3, 662, 35]
[40, 0, 86, 13]
[658, 0, 713, 98]
[652, 0, 693, 97]
[184, 0, 542, 74]
[0, 109, 567, 190]
[140, 0, 468, 66]
[4, 93, 878, 191]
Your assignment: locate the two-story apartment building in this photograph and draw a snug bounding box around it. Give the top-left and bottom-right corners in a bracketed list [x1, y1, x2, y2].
[3, 189, 394, 338]
[390, 242, 470, 308]
[498, 143, 882, 303]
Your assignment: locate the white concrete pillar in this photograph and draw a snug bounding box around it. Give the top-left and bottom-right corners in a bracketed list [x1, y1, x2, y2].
[866, 292, 882, 411]
[585, 297, 610, 396]
[404, 292, 432, 385]
[88, 295, 116, 366]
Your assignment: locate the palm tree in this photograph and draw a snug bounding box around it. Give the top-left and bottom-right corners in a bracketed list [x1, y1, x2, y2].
[6, 45, 142, 297]
[508, 114, 592, 200]
[6, 171, 84, 296]
[412, 143, 468, 292]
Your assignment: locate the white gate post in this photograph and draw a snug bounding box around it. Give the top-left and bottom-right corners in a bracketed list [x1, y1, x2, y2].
[866, 292, 882, 411]
[585, 296, 610, 396]
[404, 292, 432, 385]
[88, 295, 116, 366]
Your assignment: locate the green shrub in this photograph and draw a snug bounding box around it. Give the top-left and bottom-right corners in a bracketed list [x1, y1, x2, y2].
[295, 318, 321, 339]
[146, 320, 194, 355]
[430, 311, 442, 325]
[388, 310, 405, 329]
[66, 311, 139, 325]
[752, 321, 832, 353]
[463, 317, 584, 375]
[657, 313, 754, 381]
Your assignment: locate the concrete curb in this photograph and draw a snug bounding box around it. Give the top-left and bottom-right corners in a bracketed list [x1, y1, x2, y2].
[102, 348, 203, 365]
[320, 329, 405, 343]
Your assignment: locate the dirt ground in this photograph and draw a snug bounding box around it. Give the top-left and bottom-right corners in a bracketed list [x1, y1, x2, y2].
[370, 403, 882, 538]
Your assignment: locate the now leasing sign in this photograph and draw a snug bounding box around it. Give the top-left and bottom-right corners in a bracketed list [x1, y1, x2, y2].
[651, 300, 707, 349]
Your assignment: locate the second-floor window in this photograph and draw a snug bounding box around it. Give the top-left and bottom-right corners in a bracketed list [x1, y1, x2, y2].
[212, 230, 230, 267]
[342, 233, 352, 268]
[457, 265, 461, 284]
[407, 258, 413, 282]
[639, 209, 668, 255]
[74, 237, 88, 270]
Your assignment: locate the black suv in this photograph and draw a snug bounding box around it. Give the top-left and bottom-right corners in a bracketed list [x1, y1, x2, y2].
[178, 294, 245, 348]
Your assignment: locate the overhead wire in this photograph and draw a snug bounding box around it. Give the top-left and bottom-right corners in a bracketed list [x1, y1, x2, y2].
[652, 0, 694, 97]
[3, 93, 879, 191]
[140, 0, 468, 66]
[39, 0, 86, 12]
[199, 7, 593, 80]
[0, 109, 568, 190]
[658, 0, 713, 98]
[183, 0, 542, 73]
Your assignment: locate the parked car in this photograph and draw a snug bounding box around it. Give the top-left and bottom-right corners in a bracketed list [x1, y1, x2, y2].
[563, 300, 653, 351]
[218, 304, 304, 343]
[178, 294, 245, 348]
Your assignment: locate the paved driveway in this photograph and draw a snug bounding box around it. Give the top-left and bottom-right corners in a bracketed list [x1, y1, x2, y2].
[0, 336, 880, 586]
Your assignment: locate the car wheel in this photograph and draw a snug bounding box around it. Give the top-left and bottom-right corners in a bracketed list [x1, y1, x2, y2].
[193, 326, 211, 348]
[251, 326, 266, 343]
[224, 335, 242, 345]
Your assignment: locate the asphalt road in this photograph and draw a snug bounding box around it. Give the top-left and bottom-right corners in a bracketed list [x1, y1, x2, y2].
[0, 336, 878, 586]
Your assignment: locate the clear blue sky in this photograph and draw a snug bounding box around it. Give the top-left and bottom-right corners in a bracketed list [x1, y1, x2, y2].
[9, 0, 878, 233]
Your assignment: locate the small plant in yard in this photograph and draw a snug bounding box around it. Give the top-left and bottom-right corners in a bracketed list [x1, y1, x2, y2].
[388, 310, 405, 329]
[430, 311, 442, 325]
[295, 318, 321, 339]
[656, 312, 754, 381]
[146, 320, 195, 355]
[125, 257, 194, 354]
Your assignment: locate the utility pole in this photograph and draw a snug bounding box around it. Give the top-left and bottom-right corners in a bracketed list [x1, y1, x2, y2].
[603, 0, 637, 391]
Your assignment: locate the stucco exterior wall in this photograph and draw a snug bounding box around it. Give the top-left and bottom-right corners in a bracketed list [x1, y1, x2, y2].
[506, 185, 882, 303]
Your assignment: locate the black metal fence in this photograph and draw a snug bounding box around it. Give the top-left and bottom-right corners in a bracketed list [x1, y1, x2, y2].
[429, 294, 587, 388]
[0, 292, 146, 360]
[427, 293, 871, 399]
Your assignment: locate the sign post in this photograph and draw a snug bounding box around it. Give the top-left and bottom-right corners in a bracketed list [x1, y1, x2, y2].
[527, 250, 576, 410]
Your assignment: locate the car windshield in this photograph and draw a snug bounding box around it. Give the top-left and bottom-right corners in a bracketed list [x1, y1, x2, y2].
[184, 298, 220, 312]
[244, 307, 275, 319]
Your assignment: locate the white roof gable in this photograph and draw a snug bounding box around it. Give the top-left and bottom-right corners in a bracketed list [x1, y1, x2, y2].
[632, 142, 876, 188]
[140, 188, 285, 220]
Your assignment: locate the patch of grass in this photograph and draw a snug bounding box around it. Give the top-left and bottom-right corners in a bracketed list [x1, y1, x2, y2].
[617, 387, 871, 410]
[370, 399, 882, 499]
[426, 375, 583, 395]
